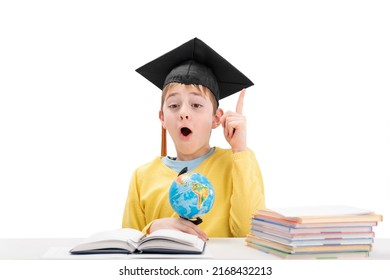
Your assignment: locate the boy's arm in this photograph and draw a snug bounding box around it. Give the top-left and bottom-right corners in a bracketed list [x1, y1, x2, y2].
[122, 170, 147, 231]
[229, 149, 265, 237]
[220, 89, 265, 236]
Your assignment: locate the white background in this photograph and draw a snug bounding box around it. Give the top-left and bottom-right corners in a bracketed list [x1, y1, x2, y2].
[0, 0, 389, 238]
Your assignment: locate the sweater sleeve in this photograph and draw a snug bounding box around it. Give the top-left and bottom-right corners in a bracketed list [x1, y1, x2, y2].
[122, 170, 147, 231]
[229, 149, 265, 237]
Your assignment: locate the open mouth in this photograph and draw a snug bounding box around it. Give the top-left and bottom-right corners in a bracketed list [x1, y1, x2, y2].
[181, 127, 192, 136]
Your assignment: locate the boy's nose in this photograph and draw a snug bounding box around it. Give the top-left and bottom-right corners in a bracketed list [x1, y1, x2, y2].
[179, 105, 191, 120]
[180, 113, 190, 120]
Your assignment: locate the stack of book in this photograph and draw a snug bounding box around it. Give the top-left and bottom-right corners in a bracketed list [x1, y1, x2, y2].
[246, 205, 383, 259]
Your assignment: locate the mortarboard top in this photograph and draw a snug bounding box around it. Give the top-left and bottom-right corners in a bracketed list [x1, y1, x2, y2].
[135, 37, 254, 104]
[135, 37, 254, 157]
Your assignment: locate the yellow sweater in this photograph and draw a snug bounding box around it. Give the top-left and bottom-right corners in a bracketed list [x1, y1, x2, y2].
[122, 147, 265, 237]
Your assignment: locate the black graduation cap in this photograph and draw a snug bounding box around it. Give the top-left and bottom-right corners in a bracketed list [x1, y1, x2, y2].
[135, 37, 254, 104]
[135, 38, 254, 156]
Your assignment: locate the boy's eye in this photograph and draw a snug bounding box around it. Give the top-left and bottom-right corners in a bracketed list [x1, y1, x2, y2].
[168, 104, 179, 109]
[192, 103, 203, 109]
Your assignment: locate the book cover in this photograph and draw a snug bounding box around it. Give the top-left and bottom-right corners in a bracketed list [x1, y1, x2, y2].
[255, 205, 383, 224]
[252, 217, 376, 232]
[246, 241, 369, 259]
[250, 229, 373, 246]
[251, 226, 375, 241]
[245, 234, 372, 253]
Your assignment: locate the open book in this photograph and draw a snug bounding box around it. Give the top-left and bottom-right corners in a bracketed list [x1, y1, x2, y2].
[70, 228, 205, 255]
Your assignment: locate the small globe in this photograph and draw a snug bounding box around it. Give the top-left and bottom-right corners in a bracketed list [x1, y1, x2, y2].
[169, 172, 215, 220]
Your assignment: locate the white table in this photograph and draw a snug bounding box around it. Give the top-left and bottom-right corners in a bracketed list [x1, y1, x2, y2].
[0, 238, 389, 260]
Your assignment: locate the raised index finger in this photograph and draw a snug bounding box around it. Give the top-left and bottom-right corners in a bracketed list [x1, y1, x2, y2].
[236, 88, 246, 114]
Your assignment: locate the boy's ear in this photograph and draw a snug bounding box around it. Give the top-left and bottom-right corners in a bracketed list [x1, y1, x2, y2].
[159, 110, 165, 128]
[212, 108, 224, 129]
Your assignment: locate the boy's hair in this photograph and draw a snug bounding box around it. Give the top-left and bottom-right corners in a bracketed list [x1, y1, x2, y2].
[161, 83, 218, 114]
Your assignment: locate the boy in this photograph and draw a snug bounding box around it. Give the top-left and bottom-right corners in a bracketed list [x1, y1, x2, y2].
[122, 38, 265, 240]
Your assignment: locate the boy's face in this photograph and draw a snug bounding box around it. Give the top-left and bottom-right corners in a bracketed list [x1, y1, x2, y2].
[159, 84, 222, 161]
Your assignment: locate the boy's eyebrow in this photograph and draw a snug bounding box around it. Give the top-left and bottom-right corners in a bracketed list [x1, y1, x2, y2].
[190, 91, 206, 98]
[165, 92, 178, 99]
[166, 91, 206, 100]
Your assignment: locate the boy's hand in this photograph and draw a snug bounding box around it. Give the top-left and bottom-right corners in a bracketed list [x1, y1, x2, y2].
[149, 218, 208, 241]
[220, 89, 247, 153]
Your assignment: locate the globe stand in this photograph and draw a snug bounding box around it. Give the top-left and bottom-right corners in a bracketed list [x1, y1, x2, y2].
[181, 216, 203, 225]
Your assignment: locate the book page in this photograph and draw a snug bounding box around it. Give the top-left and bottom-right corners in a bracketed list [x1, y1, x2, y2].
[138, 229, 205, 253]
[85, 228, 145, 243]
[270, 205, 373, 218]
[144, 229, 200, 245]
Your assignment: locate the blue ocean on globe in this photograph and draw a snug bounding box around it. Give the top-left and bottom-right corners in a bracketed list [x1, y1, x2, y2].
[169, 172, 215, 219]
